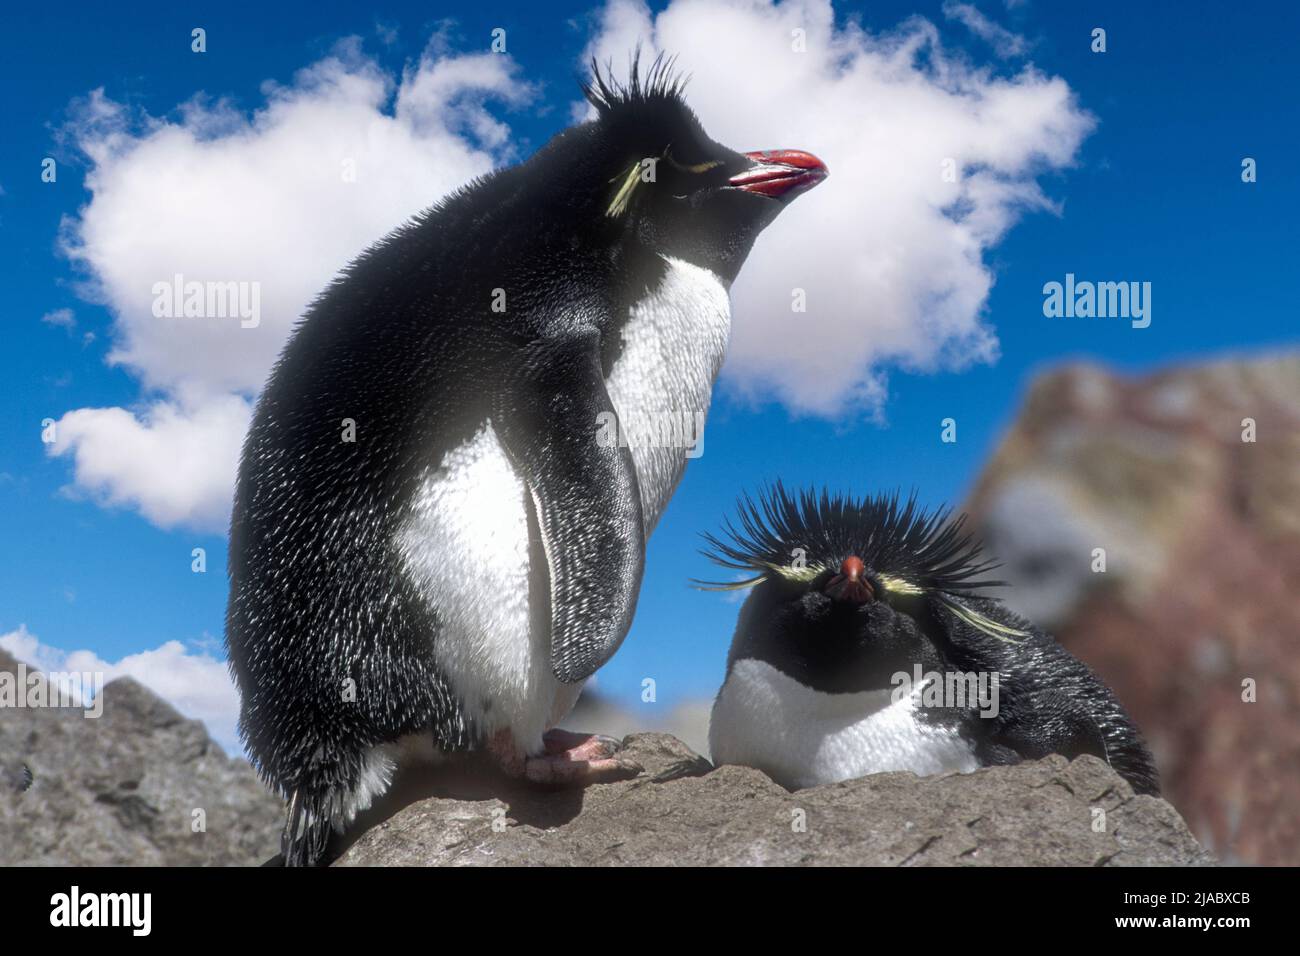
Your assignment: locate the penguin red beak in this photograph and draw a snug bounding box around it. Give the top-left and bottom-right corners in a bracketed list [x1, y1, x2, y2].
[727, 150, 828, 199]
[824, 556, 875, 605]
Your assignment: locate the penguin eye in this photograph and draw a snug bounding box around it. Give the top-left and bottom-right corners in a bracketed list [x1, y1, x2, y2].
[664, 145, 722, 175]
[691, 561, 823, 595]
[874, 576, 925, 619]
[606, 146, 721, 218]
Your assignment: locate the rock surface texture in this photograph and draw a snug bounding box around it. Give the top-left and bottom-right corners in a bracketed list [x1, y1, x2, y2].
[0, 647, 282, 865]
[336, 733, 1212, 867]
[2, 643, 1214, 868]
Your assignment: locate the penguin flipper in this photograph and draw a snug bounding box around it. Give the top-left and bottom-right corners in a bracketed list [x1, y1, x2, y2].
[982, 688, 1110, 766]
[494, 328, 645, 684]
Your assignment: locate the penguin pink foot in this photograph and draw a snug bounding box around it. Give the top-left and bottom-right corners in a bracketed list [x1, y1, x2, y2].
[489, 728, 643, 786]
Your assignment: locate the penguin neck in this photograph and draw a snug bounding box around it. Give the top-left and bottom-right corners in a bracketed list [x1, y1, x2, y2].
[604, 252, 732, 529]
[616, 223, 736, 309]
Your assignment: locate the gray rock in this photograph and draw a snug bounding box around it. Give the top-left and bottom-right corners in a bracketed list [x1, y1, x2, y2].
[336, 733, 1213, 867]
[0, 635, 1214, 868]
[0, 648, 282, 865]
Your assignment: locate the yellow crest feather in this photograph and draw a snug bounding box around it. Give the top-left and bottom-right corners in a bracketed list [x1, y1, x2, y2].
[606, 161, 643, 217]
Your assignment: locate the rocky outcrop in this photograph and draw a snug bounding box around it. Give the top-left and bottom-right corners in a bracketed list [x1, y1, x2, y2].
[2, 637, 1213, 867]
[964, 355, 1300, 865]
[0, 648, 282, 865]
[336, 734, 1211, 867]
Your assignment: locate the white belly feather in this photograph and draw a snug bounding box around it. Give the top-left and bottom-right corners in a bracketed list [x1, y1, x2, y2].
[605, 256, 731, 528]
[393, 422, 565, 753]
[392, 256, 731, 758]
[709, 658, 980, 790]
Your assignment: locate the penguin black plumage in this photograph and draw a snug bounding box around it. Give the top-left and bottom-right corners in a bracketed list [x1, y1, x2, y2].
[225, 57, 826, 865]
[703, 484, 1159, 795]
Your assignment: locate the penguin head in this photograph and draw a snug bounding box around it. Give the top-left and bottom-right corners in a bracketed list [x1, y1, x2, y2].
[700, 484, 1027, 692]
[580, 56, 827, 283]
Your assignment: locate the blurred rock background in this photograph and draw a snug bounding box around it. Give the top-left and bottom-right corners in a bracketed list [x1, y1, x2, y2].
[561, 689, 711, 758]
[964, 354, 1300, 865]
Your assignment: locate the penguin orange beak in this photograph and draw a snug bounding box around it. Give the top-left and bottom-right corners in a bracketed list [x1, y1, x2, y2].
[728, 150, 828, 199]
[824, 555, 875, 605]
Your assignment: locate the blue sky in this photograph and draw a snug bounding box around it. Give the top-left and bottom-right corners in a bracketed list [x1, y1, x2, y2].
[1, 0, 1296, 750]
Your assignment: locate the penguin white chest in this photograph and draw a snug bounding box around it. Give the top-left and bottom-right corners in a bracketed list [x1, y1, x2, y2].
[605, 255, 731, 529]
[392, 258, 728, 754]
[708, 658, 980, 790]
[394, 424, 577, 753]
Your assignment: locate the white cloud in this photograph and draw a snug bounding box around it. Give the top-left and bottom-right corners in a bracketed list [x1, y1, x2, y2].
[582, 0, 1091, 416]
[50, 395, 251, 531]
[1, 625, 63, 673]
[41, 307, 76, 330]
[52, 38, 533, 532]
[1, 625, 242, 754]
[942, 1, 1030, 58]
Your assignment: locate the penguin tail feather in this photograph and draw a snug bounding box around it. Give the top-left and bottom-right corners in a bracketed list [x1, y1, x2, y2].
[1112, 743, 1162, 797]
[281, 788, 334, 868]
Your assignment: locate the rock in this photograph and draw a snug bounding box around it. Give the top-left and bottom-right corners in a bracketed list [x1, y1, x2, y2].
[1, 635, 1213, 868]
[336, 733, 1212, 866]
[0, 647, 282, 865]
[964, 355, 1300, 865]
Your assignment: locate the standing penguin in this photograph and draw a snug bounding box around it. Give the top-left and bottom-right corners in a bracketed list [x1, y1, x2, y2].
[225, 58, 827, 865]
[704, 484, 1159, 794]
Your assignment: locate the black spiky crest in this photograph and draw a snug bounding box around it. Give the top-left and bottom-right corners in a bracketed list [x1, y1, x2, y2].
[582, 48, 691, 115]
[698, 481, 1004, 595]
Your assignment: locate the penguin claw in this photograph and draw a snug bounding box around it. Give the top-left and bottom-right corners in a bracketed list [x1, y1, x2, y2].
[524, 754, 643, 787]
[524, 729, 642, 786]
[488, 728, 643, 786]
[541, 728, 622, 760]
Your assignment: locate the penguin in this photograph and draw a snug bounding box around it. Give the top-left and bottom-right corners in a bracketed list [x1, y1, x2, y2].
[703, 484, 1159, 794]
[225, 56, 827, 865]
